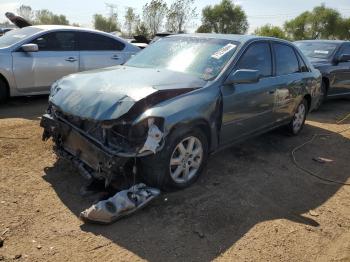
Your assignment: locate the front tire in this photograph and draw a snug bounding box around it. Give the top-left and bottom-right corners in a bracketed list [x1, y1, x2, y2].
[140, 127, 208, 191]
[0, 78, 9, 104]
[287, 98, 308, 135]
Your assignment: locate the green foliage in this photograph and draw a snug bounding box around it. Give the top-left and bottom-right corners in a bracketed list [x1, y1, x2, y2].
[93, 14, 119, 32]
[34, 9, 69, 25]
[166, 0, 197, 33]
[196, 24, 212, 33]
[135, 21, 151, 38]
[143, 0, 168, 36]
[284, 4, 349, 40]
[17, 5, 34, 23]
[338, 18, 350, 40]
[124, 7, 138, 37]
[254, 24, 288, 40]
[196, 0, 248, 34]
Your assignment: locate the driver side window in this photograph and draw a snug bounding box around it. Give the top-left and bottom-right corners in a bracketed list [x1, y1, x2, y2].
[236, 42, 272, 78]
[340, 44, 350, 56]
[31, 31, 77, 51]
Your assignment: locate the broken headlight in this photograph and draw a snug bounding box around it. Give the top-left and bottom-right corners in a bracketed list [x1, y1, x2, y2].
[129, 117, 164, 142]
[49, 81, 61, 98]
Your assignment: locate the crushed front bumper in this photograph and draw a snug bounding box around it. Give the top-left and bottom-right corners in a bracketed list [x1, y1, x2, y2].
[40, 114, 130, 181]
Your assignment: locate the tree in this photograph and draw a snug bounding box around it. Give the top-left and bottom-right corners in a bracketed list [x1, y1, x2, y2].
[254, 24, 288, 39]
[196, 0, 248, 34]
[284, 11, 311, 40]
[93, 14, 119, 32]
[124, 7, 138, 37]
[166, 0, 197, 33]
[284, 5, 345, 40]
[143, 0, 168, 36]
[17, 5, 34, 22]
[135, 21, 151, 38]
[338, 18, 350, 40]
[35, 10, 69, 25]
[196, 24, 212, 33]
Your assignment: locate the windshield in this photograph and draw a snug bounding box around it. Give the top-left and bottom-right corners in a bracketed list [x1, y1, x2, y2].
[125, 37, 239, 80]
[295, 42, 340, 59]
[0, 27, 42, 48]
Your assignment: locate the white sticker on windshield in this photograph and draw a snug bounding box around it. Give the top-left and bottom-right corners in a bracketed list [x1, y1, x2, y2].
[13, 34, 26, 38]
[212, 43, 236, 59]
[314, 50, 329, 54]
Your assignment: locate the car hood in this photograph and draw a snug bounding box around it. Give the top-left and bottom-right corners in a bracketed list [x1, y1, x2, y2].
[50, 65, 206, 121]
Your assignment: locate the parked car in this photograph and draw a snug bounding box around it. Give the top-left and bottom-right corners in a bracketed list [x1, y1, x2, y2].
[41, 34, 321, 191]
[0, 25, 140, 102]
[295, 40, 350, 109]
[0, 28, 14, 36]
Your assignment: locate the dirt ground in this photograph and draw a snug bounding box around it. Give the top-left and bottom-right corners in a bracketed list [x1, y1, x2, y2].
[0, 96, 349, 262]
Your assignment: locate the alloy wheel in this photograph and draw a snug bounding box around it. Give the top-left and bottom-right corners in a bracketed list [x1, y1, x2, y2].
[169, 136, 203, 184]
[292, 103, 306, 133]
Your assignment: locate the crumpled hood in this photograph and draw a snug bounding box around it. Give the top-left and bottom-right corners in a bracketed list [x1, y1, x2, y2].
[50, 65, 206, 121]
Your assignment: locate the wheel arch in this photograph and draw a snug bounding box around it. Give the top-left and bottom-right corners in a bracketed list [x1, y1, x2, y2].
[322, 77, 330, 93]
[0, 73, 10, 99]
[168, 118, 212, 150]
[303, 94, 311, 112]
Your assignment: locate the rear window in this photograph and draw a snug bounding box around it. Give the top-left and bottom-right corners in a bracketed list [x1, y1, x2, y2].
[0, 27, 42, 48]
[295, 42, 340, 59]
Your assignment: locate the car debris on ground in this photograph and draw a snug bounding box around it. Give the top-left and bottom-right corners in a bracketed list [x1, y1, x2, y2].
[80, 183, 160, 224]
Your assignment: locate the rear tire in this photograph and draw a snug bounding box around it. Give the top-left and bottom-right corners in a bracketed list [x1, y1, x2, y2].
[287, 98, 308, 135]
[140, 127, 208, 191]
[0, 78, 9, 104]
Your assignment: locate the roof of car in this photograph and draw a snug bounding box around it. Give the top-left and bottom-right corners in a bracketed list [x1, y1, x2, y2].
[295, 39, 349, 44]
[30, 25, 106, 34]
[167, 33, 291, 44]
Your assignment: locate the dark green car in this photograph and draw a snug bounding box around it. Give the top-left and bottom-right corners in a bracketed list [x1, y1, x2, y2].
[41, 34, 322, 190]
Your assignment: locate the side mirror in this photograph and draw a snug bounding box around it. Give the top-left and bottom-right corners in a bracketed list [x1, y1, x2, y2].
[21, 43, 38, 52]
[225, 69, 260, 85]
[337, 54, 350, 63]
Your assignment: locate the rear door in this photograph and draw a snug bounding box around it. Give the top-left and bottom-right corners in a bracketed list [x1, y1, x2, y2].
[271, 42, 305, 121]
[220, 41, 276, 145]
[330, 43, 350, 96]
[12, 30, 79, 93]
[78, 32, 127, 71]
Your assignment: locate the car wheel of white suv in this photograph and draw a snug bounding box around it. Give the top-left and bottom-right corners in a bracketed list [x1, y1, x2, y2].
[0, 78, 8, 103]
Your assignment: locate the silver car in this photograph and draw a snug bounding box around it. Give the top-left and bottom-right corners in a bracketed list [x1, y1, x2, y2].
[0, 25, 140, 102]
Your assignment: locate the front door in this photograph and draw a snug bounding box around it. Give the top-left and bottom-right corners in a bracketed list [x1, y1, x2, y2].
[12, 31, 79, 93]
[330, 43, 350, 96]
[220, 41, 276, 145]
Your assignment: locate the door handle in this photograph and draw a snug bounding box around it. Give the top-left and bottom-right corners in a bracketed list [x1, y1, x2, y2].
[111, 55, 119, 60]
[65, 57, 77, 62]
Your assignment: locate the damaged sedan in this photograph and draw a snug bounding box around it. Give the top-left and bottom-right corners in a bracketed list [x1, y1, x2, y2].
[41, 34, 321, 190]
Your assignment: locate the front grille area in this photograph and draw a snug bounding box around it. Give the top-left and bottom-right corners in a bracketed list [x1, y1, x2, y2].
[52, 108, 142, 153]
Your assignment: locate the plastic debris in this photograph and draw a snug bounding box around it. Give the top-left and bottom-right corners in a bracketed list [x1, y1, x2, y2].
[80, 183, 160, 224]
[139, 119, 163, 154]
[312, 157, 334, 164]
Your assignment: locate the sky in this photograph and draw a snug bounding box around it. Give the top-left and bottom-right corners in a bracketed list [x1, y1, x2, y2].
[0, 0, 350, 33]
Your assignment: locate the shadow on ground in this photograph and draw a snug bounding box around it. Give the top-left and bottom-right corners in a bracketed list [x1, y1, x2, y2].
[43, 119, 350, 261]
[0, 95, 48, 120]
[308, 98, 350, 124]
